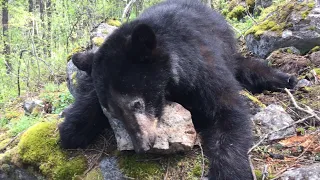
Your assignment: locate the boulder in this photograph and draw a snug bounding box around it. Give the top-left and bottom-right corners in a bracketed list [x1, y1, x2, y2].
[246, 1, 320, 58]
[251, 104, 296, 141]
[102, 102, 197, 154]
[310, 51, 320, 66]
[279, 163, 320, 180]
[23, 99, 43, 115]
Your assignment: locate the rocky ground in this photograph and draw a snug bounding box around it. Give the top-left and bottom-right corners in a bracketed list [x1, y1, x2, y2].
[1, 0, 320, 179]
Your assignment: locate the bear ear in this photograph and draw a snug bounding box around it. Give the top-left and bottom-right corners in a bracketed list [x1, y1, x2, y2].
[72, 52, 94, 74]
[130, 24, 157, 61]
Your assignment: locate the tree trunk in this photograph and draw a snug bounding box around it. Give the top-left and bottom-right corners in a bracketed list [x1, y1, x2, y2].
[207, 0, 212, 8]
[39, 0, 46, 55]
[46, 0, 52, 57]
[2, 0, 11, 74]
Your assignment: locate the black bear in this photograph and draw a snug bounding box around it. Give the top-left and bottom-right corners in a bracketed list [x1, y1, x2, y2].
[59, 0, 296, 179]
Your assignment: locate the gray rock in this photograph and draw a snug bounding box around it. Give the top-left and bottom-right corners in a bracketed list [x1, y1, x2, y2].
[90, 23, 117, 51]
[67, 23, 117, 97]
[66, 60, 88, 97]
[279, 163, 320, 180]
[251, 104, 296, 141]
[246, 6, 320, 58]
[99, 157, 124, 180]
[255, 0, 272, 9]
[310, 51, 320, 66]
[296, 79, 312, 88]
[23, 99, 43, 115]
[102, 102, 197, 154]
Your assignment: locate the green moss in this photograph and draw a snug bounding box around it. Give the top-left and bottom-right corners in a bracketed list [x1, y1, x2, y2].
[308, 26, 316, 31]
[246, 0, 255, 9]
[313, 68, 320, 74]
[106, 18, 121, 27]
[311, 46, 320, 52]
[240, 90, 266, 108]
[228, 0, 238, 11]
[245, 1, 313, 37]
[245, 20, 283, 37]
[296, 127, 305, 135]
[4, 111, 23, 121]
[308, 126, 317, 131]
[307, 2, 315, 9]
[92, 37, 105, 47]
[18, 121, 87, 179]
[227, 5, 246, 20]
[301, 10, 310, 19]
[255, 170, 263, 179]
[118, 153, 164, 179]
[191, 164, 202, 177]
[66, 46, 85, 62]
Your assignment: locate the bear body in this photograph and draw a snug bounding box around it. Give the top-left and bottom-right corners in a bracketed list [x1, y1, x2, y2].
[59, 0, 296, 179]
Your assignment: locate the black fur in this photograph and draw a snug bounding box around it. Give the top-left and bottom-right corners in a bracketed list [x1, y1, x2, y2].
[58, 74, 110, 149]
[59, 0, 296, 179]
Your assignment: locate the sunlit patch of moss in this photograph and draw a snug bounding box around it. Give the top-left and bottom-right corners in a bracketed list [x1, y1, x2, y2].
[18, 121, 87, 179]
[240, 90, 266, 108]
[313, 68, 320, 75]
[227, 5, 246, 20]
[4, 111, 23, 121]
[66, 46, 85, 62]
[92, 37, 105, 47]
[106, 18, 121, 27]
[0, 138, 10, 150]
[296, 127, 305, 135]
[246, 0, 255, 11]
[311, 46, 320, 52]
[118, 152, 164, 179]
[307, 2, 315, 9]
[301, 10, 310, 19]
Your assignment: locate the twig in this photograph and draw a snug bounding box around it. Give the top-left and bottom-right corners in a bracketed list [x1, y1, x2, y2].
[284, 88, 320, 122]
[249, 155, 257, 180]
[0, 130, 25, 152]
[248, 115, 314, 153]
[262, 164, 268, 180]
[164, 159, 169, 180]
[198, 142, 205, 180]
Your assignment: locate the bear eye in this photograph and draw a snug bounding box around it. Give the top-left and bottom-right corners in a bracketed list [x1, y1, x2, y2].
[130, 99, 145, 111]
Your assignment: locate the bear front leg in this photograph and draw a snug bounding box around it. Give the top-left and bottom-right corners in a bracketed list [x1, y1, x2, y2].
[195, 105, 253, 180]
[59, 90, 110, 149]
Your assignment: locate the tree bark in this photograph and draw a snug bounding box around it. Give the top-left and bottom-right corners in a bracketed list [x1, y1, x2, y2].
[2, 0, 11, 74]
[46, 0, 52, 57]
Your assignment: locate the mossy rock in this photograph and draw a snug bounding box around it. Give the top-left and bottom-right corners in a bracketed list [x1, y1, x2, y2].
[227, 5, 246, 20]
[66, 46, 85, 62]
[106, 18, 121, 27]
[245, 1, 314, 38]
[18, 121, 87, 180]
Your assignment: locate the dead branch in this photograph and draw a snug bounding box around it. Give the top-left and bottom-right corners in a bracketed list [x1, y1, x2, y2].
[249, 155, 257, 180]
[198, 141, 205, 180]
[121, 0, 136, 22]
[0, 130, 25, 153]
[262, 164, 268, 180]
[284, 88, 320, 122]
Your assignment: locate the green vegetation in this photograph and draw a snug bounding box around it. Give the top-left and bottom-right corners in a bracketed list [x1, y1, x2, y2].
[92, 37, 105, 47]
[227, 5, 246, 20]
[18, 121, 87, 179]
